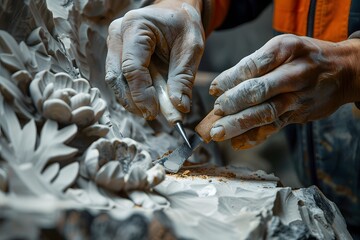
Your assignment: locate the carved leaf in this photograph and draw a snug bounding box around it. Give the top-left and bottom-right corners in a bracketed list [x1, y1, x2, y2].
[0, 75, 34, 119]
[0, 30, 24, 69]
[0, 94, 80, 195]
[51, 162, 79, 192]
[34, 120, 78, 171]
[0, 96, 78, 171]
[41, 162, 60, 182]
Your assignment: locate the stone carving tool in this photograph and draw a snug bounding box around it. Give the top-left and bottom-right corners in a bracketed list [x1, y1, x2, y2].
[155, 109, 221, 173]
[150, 63, 191, 148]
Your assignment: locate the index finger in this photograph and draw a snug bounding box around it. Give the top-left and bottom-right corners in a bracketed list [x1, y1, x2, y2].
[209, 34, 300, 96]
[105, 18, 142, 115]
[120, 12, 159, 119]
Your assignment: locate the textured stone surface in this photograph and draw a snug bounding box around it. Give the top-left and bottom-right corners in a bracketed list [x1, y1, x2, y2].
[0, 166, 352, 239]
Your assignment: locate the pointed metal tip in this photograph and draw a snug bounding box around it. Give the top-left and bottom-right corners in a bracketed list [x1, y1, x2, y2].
[175, 121, 191, 149]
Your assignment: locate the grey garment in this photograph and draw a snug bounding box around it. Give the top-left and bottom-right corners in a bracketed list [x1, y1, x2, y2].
[293, 104, 360, 229]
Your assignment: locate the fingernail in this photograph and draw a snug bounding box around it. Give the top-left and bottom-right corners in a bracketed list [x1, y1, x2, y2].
[209, 85, 217, 95]
[179, 94, 190, 113]
[214, 104, 224, 116]
[210, 126, 225, 140]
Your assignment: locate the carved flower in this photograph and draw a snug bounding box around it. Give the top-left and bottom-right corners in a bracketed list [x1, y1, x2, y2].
[81, 138, 165, 192]
[30, 70, 107, 128]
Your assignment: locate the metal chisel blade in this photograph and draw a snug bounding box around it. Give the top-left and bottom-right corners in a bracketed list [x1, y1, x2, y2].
[155, 133, 204, 173]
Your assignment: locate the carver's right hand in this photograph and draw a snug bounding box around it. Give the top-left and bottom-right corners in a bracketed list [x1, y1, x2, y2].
[105, 0, 204, 120]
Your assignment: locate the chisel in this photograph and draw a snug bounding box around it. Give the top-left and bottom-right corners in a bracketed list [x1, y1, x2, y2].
[155, 109, 221, 173]
[150, 63, 191, 148]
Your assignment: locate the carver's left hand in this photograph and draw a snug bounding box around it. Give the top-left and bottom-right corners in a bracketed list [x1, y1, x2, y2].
[208, 34, 360, 150]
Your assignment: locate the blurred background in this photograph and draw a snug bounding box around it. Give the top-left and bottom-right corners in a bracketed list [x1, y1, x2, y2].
[195, 4, 302, 188]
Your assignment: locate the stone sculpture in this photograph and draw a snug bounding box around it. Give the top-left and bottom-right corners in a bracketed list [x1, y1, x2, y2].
[0, 0, 353, 239]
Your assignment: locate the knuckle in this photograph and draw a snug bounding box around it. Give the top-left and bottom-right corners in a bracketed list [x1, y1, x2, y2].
[242, 79, 268, 105]
[105, 72, 116, 84]
[170, 69, 195, 91]
[279, 34, 303, 51]
[241, 57, 258, 78]
[108, 18, 122, 35]
[123, 9, 143, 22]
[192, 39, 205, 54]
[278, 34, 297, 44]
[217, 68, 236, 91]
[235, 112, 259, 130]
[265, 101, 279, 121]
[121, 59, 145, 81]
[273, 118, 285, 129]
[111, 80, 125, 100]
[273, 112, 292, 129]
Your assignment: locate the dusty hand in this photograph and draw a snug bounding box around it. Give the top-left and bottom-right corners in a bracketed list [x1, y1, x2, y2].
[105, 0, 204, 120]
[208, 34, 360, 149]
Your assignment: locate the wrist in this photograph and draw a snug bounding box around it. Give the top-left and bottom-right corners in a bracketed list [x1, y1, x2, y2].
[342, 39, 360, 106]
[348, 32, 360, 109]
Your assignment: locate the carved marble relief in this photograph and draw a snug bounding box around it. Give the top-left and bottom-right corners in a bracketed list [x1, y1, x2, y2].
[0, 0, 353, 239]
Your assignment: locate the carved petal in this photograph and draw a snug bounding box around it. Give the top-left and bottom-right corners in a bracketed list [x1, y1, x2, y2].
[30, 71, 54, 111]
[125, 166, 148, 190]
[84, 148, 100, 178]
[72, 78, 90, 93]
[70, 92, 91, 110]
[42, 82, 54, 101]
[71, 106, 95, 127]
[43, 98, 72, 123]
[95, 161, 125, 191]
[89, 88, 100, 102]
[146, 164, 166, 188]
[49, 89, 72, 105]
[92, 98, 107, 121]
[81, 124, 109, 137]
[54, 72, 73, 89]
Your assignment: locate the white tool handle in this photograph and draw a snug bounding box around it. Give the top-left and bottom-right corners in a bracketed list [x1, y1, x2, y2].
[150, 64, 182, 125]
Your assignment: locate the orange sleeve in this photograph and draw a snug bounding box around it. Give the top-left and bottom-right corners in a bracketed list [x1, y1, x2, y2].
[203, 0, 230, 36]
